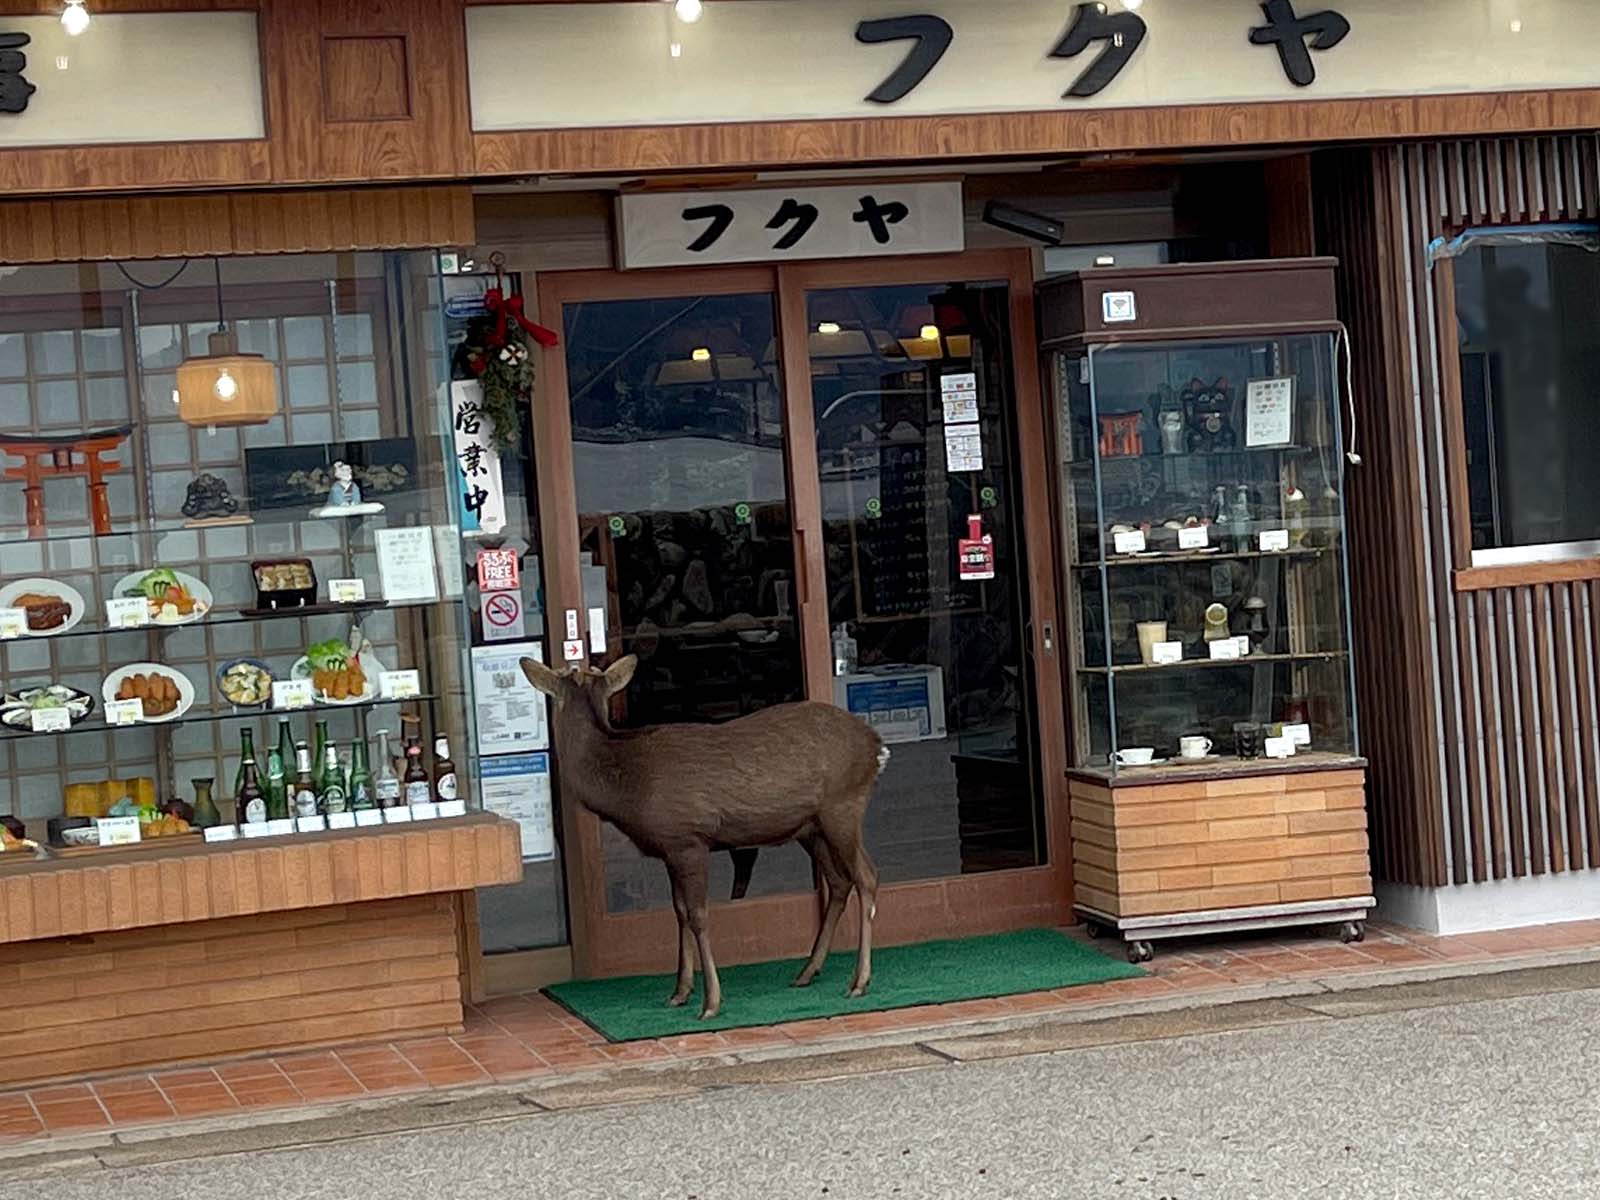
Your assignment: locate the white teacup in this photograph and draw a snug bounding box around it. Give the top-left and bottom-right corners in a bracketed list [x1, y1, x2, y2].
[1179, 736, 1213, 760]
[1114, 747, 1156, 766]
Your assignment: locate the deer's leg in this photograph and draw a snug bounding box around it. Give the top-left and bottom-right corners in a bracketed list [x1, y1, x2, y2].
[673, 852, 722, 1020]
[793, 836, 851, 989]
[845, 842, 880, 999]
[666, 868, 695, 1008]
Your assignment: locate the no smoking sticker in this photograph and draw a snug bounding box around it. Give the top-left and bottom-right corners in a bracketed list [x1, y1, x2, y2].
[483, 589, 525, 642]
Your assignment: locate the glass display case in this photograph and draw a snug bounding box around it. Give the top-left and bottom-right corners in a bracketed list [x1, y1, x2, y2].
[1041, 262, 1359, 778]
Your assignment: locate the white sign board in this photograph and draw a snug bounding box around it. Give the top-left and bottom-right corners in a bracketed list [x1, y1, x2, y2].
[470, 641, 549, 755]
[1245, 377, 1295, 447]
[617, 182, 964, 270]
[481, 752, 555, 862]
[0, 13, 263, 149]
[943, 423, 984, 472]
[448, 381, 508, 536]
[468, 1, 1600, 132]
[482, 589, 527, 643]
[375, 526, 440, 603]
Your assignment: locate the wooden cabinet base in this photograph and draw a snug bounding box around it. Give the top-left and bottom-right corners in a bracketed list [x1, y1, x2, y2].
[0, 893, 473, 1089]
[1068, 761, 1374, 944]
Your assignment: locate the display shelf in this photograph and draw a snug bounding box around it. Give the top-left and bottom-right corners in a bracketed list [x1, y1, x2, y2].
[1075, 546, 1332, 570]
[1094, 443, 1314, 463]
[0, 690, 438, 744]
[0, 595, 439, 647]
[1076, 650, 1347, 675]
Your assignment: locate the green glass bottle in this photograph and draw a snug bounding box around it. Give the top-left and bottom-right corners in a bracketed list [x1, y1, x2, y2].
[348, 737, 375, 810]
[191, 778, 221, 830]
[318, 740, 348, 814]
[264, 740, 289, 821]
[313, 719, 331, 773]
[232, 729, 256, 802]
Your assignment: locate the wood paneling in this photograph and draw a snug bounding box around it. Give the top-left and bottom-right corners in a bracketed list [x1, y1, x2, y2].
[323, 35, 413, 122]
[0, 894, 466, 1088]
[471, 89, 1600, 181]
[0, 815, 521, 944]
[1318, 133, 1600, 887]
[0, 185, 474, 263]
[1068, 768, 1373, 919]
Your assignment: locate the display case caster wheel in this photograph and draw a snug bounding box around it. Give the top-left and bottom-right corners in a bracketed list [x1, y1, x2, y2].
[1084, 920, 1105, 940]
[1127, 940, 1154, 964]
[1338, 921, 1365, 944]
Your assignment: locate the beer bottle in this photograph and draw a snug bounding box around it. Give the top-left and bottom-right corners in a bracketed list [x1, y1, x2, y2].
[233, 728, 256, 803]
[264, 738, 289, 821]
[374, 729, 402, 809]
[291, 741, 318, 819]
[313, 719, 331, 773]
[433, 735, 458, 804]
[236, 754, 266, 827]
[319, 741, 348, 814]
[348, 737, 375, 810]
[402, 734, 430, 807]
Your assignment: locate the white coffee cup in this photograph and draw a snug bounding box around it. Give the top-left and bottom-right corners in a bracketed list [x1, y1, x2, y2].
[1114, 747, 1156, 766]
[1179, 736, 1213, 760]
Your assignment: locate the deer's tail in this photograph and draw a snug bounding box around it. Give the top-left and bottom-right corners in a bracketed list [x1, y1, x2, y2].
[876, 745, 891, 775]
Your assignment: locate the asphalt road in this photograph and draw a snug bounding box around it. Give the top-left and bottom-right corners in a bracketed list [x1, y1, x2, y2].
[6, 985, 1599, 1200]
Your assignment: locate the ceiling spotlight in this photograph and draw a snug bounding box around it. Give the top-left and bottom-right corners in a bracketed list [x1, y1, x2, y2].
[691, 347, 712, 362]
[674, 0, 703, 22]
[816, 322, 842, 335]
[61, 0, 90, 36]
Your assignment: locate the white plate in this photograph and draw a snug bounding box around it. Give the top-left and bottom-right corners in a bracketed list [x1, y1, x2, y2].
[110, 570, 213, 626]
[290, 649, 388, 704]
[0, 578, 86, 637]
[101, 663, 195, 723]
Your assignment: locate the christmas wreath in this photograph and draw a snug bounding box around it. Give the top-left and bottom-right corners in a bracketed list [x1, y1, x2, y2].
[455, 288, 559, 452]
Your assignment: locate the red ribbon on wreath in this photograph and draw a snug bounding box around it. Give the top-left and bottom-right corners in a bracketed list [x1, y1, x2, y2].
[484, 288, 560, 349]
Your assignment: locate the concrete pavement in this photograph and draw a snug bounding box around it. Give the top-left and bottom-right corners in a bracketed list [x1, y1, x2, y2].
[4, 965, 1599, 1200]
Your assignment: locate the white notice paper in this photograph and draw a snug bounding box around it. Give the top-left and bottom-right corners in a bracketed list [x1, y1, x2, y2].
[941, 372, 979, 424]
[1259, 529, 1291, 553]
[0, 608, 27, 639]
[944, 423, 984, 472]
[105, 699, 144, 727]
[1178, 526, 1209, 551]
[1245, 377, 1294, 447]
[1152, 642, 1183, 665]
[1283, 722, 1313, 747]
[1265, 735, 1297, 759]
[375, 527, 440, 603]
[107, 597, 149, 628]
[471, 641, 549, 754]
[96, 816, 140, 845]
[1113, 530, 1147, 555]
[481, 752, 555, 861]
[1208, 639, 1242, 661]
[31, 707, 71, 733]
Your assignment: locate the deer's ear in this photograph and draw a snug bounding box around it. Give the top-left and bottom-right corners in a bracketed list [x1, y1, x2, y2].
[520, 657, 563, 698]
[602, 654, 637, 696]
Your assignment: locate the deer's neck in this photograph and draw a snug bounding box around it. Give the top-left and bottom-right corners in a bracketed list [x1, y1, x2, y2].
[550, 704, 636, 824]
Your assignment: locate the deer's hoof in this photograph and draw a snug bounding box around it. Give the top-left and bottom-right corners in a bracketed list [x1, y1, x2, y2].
[791, 972, 817, 989]
[847, 982, 870, 999]
[666, 993, 691, 1008]
[697, 1005, 720, 1021]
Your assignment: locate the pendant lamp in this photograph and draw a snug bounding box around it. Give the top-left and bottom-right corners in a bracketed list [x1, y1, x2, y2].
[176, 259, 280, 428]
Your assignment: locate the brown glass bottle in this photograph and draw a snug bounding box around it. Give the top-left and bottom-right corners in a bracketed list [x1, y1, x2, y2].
[236, 757, 266, 827]
[402, 735, 430, 807]
[432, 735, 458, 804]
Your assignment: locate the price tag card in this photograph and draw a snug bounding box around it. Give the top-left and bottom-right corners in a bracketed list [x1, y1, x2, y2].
[379, 670, 421, 700]
[1112, 530, 1147, 555]
[105, 698, 144, 727]
[272, 679, 316, 710]
[1283, 722, 1312, 747]
[241, 822, 273, 839]
[203, 825, 238, 843]
[1208, 638, 1242, 662]
[1264, 735, 1297, 759]
[411, 801, 441, 821]
[31, 707, 72, 733]
[296, 815, 327, 834]
[384, 806, 414, 824]
[437, 799, 467, 819]
[1151, 642, 1184, 665]
[266, 819, 296, 838]
[328, 578, 368, 604]
[328, 812, 358, 830]
[1259, 529, 1291, 553]
[96, 816, 141, 846]
[106, 597, 149, 628]
[356, 809, 386, 827]
[1178, 526, 1209, 551]
[0, 607, 27, 639]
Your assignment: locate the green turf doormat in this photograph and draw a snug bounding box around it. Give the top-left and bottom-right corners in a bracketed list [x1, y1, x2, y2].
[546, 928, 1144, 1042]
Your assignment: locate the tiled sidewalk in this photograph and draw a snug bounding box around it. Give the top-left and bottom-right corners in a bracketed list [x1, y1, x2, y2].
[4, 918, 1600, 1148]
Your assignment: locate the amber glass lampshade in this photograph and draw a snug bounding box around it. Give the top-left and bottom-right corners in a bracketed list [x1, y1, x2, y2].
[176, 330, 280, 428]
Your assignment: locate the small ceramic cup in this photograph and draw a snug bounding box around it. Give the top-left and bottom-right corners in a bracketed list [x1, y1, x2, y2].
[1114, 747, 1156, 766]
[1178, 736, 1213, 760]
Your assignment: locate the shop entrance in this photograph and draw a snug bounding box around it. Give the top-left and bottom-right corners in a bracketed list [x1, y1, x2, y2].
[534, 251, 1070, 978]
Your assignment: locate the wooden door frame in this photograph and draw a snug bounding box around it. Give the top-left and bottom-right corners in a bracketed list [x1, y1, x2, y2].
[534, 249, 1072, 980]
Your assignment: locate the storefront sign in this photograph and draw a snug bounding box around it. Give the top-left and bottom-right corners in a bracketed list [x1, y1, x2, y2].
[468, 1, 1599, 132]
[481, 752, 555, 861]
[617, 182, 963, 269]
[483, 590, 526, 642]
[449, 381, 508, 534]
[0, 13, 262, 147]
[477, 548, 520, 593]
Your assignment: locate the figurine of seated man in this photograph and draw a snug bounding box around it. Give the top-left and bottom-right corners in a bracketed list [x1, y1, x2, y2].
[312, 459, 384, 518]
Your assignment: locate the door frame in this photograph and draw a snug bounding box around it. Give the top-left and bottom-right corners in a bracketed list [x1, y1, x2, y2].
[534, 248, 1073, 980]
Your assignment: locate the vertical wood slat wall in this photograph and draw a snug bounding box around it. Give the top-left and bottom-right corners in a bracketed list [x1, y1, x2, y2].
[1316, 134, 1600, 888]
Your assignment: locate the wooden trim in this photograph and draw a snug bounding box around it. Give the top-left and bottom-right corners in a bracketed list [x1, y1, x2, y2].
[1432, 256, 1477, 568]
[0, 186, 474, 264]
[1265, 155, 1316, 258]
[482, 944, 575, 996]
[1455, 557, 1600, 592]
[471, 89, 1600, 180]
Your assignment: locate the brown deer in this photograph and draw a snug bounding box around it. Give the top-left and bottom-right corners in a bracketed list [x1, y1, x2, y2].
[520, 654, 886, 1020]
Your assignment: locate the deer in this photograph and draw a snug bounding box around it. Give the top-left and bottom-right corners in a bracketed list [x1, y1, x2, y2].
[520, 654, 886, 1020]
